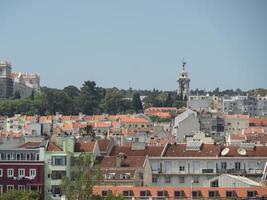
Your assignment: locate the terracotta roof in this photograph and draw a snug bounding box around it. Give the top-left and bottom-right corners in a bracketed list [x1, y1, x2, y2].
[46, 142, 63, 152]
[19, 141, 41, 148]
[75, 141, 96, 152]
[119, 115, 151, 124]
[100, 156, 146, 168]
[222, 146, 267, 157]
[230, 134, 246, 140]
[243, 127, 265, 134]
[163, 143, 222, 157]
[249, 117, 267, 126]
[98, 139, 110, 152]
[245, 133, 267, 145]
[146, 112, 172, 118]
[109, 146, 164, 157]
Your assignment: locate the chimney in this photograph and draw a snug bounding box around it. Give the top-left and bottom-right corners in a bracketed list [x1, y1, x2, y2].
[116, 152, 126, 167]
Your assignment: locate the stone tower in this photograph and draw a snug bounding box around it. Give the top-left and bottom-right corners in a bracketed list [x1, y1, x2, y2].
[0, 61, 13, 99]
[177, 60, 190, 99]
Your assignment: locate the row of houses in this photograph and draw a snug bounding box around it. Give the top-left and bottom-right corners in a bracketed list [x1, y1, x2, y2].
[1, 136, 267, 199]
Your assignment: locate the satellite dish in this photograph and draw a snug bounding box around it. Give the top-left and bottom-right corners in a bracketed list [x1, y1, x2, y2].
[237, 148, 247, 156]
[221, 148, 229, 156]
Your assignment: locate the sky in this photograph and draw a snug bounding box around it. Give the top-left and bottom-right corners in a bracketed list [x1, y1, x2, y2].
[0, 0, 267, 91]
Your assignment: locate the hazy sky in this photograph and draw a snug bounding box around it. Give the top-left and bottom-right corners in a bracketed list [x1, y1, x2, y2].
[0, 0, 266, 91]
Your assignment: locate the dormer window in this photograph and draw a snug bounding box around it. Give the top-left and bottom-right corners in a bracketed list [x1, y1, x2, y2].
[105, 173, 115, 179]
[120, 173, 130, 180]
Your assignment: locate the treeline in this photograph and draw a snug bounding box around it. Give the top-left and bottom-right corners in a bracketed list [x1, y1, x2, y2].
[0, 81, 186, 116]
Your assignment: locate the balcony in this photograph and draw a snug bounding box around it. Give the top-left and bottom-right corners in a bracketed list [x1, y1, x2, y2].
[202, 169, 214, 174]
[217, 169, 247, 174]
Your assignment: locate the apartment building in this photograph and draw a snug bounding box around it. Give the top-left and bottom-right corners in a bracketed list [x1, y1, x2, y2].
[223, 95, 267, 116]
[44, 136, 100, 200]
[0, 141, 45, 199]
[224, 114, 249, 134]
[144, 141, 267, 188]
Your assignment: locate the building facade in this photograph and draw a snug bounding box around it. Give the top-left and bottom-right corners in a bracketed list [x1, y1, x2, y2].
[0, 142, 45, 199]
[0, 61, 13, 99]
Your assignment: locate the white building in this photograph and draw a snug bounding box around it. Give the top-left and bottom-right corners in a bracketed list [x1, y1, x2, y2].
[173, 109, 200, 142]
[12, 72, 40, 98]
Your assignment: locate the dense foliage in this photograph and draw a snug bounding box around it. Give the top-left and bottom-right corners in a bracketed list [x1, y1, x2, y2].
[0, 80, 263, 117]
[0, 190, 40, 200]
[0, 80, 186, 116]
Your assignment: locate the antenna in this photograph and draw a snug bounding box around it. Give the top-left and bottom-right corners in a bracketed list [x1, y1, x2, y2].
[182, 58, 186, 71]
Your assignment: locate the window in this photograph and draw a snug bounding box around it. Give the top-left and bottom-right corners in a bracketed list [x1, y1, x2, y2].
[0, 169, 2, 177]
[52, 156, 66, 166]
[7, 185, 14, 192]
[30, 169, 36, 177]
[192, 191, 202, 199]
[221, 162, 227, 170]
[211, 180, 218, 187]
[235, 162, 241, 170]
[193, 176, 199, 183]
[122, 190, 133, 197]
[16, 154, 21, 160]
[152, 176, 157, 183]
[7, 169, 14, 178]
[165, 176, 171, 184]
[247, 191, 257, 198]
[226, 191, 236, 198]
[174, 191, 185, 198]
[157, 191, 167, 197]
[179, 166, 185, 172]
[179, 176, 185, 183]
[51, 171, 66, 180]
[140, 190, 149, 197]
[120, 173, 130, 180]
[18, 185, 25, 191]
[26, 153, 31, 160]
[18, 169, 25, 177]
[208, 191, 219, 198]
[102, 190, 112, 197]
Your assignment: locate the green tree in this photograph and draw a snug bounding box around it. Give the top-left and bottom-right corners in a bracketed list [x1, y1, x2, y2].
[1, 190, 40, 200]
[80, 125, 95, 138]
[132, 92, 143, 113]
[14, 90, 21, 99]
[79, 81, 103, 115]
[61, 153, 102, 200]
[101, 88, 131, 114]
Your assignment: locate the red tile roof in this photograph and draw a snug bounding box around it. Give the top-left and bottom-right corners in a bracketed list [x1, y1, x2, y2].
[46, 142, 63, 152]
[19, 141, 41, 148]
[163, 143, 222, 157]
[109, 146, 164, 157]
[75, 141, 96, 152]
[249, 117, 267, 126]
[98, 139, 111, 152]
[100, 156, 146, 168]
[222, 146, 267, 157]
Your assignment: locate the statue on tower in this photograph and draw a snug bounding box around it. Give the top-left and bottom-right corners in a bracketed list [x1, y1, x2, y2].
[177, 60, 190, 99]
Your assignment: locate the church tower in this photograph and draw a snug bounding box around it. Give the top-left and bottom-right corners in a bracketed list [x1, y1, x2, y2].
[0, 61, 13, 99]
[177, 60, 190, 99]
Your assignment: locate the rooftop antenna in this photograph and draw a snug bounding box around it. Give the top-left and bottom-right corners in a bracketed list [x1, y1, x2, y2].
[182, 58, 186, 71]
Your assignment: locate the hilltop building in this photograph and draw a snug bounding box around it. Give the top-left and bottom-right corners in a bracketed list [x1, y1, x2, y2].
[0, 61, 13, 99]
[0, 60, 40, 99]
